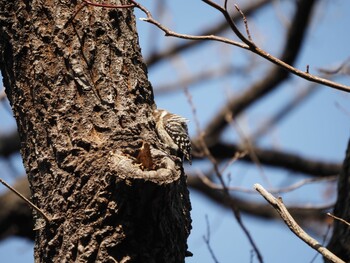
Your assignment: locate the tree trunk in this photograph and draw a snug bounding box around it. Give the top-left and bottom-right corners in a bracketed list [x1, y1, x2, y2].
[326, 139, 350, 262]
[0, 1, 191, 262]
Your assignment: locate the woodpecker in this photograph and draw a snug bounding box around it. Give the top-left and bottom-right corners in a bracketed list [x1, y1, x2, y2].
[153, 109, 192, 164]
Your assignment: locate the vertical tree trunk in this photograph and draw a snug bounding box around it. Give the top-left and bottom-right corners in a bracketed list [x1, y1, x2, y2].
[326, 140, 350, 262]
[0, 1, 191, 262]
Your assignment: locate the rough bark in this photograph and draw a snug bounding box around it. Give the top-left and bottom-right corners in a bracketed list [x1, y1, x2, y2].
[0, 1, 191, 262]
[326, 140, 350, 262]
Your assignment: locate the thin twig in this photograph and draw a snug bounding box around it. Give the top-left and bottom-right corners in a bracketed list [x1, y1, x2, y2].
[225, 112, 271, 188]
[201, 0, 319, 145]
[199, 174, 336, 194]
[183, 81, 264, 263]
[185, 103, 264, 263]
[203, 215, 220, 263]
[234, 4, 252, 41]
[155, 64, 246, 95]
[310, 225, 331, 263]
[249, 83, 318, 142]
[134, 1, 249, 49]
[204, 0, 255, 48]
[220, 151, 247, 174]
[135, 0, 349, 93]
[254, 184, 345, 263]
[335, 102, 350, 117]
[318, 57, 350, 75]
[327, 213, 350, 227]
[183, 87, 201, 138]
[208, 142, 341, 177]
[202, 0, 350, 93]
[146, 0, 271, 67]
[0, 178, 51, 222]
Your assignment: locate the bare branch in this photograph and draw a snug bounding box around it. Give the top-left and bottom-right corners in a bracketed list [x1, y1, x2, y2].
[203, 215, 220, 263]
[0, 178, 50, 222]
[254, 184, 345, 263]
[184, 87, 264, 262]
[136, 1, 349, 152]
[188, 175, 332, 223]
[250, 84, 318, 141]
[0, 176, 34, 240]
[155, 64, 245, 95]
[203, 0, 255, 48]
[203, 142, 341, 177]
[225, 113, 270, 187]
[146, 0, 272, 67]
[310, 225, 332, 263]
[318, 57, 350, 75]
[201, 0, 349, 92]
[327, 213, 350, 227]
[234, 4, 252, 41]
[201, 0, 344, 145]
[197, 173, 336, 194]
[136, 4, 248, 49]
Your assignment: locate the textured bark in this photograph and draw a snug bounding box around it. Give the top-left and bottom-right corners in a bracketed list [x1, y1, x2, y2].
[326, 140, 350, 262]
[0, 1, 191, 262]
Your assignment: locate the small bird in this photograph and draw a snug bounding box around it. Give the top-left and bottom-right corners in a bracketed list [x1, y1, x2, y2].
[153, 109, 192, 164]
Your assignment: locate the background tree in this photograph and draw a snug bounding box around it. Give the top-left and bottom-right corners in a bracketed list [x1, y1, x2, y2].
[0, 0, 349, 262]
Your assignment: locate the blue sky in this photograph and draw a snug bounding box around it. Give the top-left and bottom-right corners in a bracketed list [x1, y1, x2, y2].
[1, 0, 349, 262]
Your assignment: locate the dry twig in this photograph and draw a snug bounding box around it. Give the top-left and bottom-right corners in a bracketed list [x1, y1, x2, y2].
[198, 174, 336, 194]
[183, 89, 264, 262]
[0, 178, 50, 222]
[146, 0, 271, 67]
[135, 0, 349, 92]
[208, 142, 341, 177]
[234, 4, 252, 41]
[203, 215, 220, 263]
[327, 213, 350, 227]
[254, 184, 345, 263]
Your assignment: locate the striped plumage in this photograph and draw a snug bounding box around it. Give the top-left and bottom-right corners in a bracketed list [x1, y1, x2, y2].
[153, 109, 192, 164]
